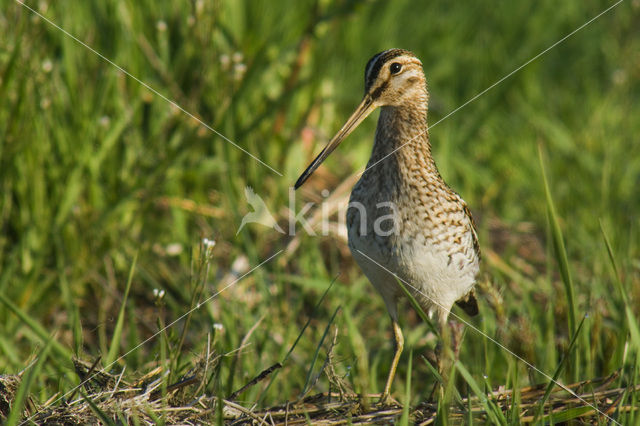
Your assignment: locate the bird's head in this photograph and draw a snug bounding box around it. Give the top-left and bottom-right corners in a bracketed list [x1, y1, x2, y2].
[363, 49, 426, 107]
[295, 49, 427, 189]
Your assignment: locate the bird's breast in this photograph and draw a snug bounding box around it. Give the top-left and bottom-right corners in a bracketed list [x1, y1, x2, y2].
[346, 172, 479, 289]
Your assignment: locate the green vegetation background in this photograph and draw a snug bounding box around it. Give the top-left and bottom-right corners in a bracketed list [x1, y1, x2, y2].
[1, 0, 639, 421]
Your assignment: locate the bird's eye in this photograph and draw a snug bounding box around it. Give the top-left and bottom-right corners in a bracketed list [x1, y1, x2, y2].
[390, 62, 402, 74]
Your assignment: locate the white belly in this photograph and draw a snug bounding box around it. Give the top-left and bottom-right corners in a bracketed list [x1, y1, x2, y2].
[346, 197, 479, 321]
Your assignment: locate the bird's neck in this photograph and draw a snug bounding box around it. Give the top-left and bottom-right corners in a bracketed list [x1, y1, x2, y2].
[367, 101, 439, 177]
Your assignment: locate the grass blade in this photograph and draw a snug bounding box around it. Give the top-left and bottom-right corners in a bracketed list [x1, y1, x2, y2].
[599, 219, 626, 303]
[5, 337, 53, 426]
[538, 145, 577, 339]
[56, 237, 82, 354]
[395, 277, 438, 336]
[533, 314, 587, 423]
[543, 405, 594, 423]
[399, 349, 413, 426]
[455, 361, 505, 425]
[81, 391, 116, 425]
[301, 305, 341, 397]
[259, 276, 337, 403]
[421, 354, 444, 386]
[600, 220, 640, 355]
[0, 292, 70, 359]
[284, 276, 337, 364]
[104, 253, 137, 369]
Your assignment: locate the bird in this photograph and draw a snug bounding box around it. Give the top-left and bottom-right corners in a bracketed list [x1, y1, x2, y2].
[294, 49, 480, 402]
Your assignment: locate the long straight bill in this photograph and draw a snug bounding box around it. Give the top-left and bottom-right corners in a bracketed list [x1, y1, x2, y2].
[294, 95, 375, 189]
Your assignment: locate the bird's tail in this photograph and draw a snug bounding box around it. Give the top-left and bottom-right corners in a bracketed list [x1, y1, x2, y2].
[455, 290, 479, 316]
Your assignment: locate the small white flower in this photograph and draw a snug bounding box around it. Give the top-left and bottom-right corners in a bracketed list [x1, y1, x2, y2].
[232, 52, 244, 63]
[195, 0, 204, 14]
[38, 1, 48, 13]
[233, 63, 247, 81]
[203, 238, 216, 249]
[156, 20, 167, 32]
[612, 69, 627, 85]
[42, 59, 53, 73]
[219, 54, 231, 70]
[213, 323, 224, 331]
[153, 288, 165, 299]
[166, 243, 183, 256]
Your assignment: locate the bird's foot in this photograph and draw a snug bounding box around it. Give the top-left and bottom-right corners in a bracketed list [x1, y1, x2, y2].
[377, 392, 401, 407]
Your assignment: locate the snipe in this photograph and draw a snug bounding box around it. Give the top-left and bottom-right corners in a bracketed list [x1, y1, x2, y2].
[295, 49, 480, 401]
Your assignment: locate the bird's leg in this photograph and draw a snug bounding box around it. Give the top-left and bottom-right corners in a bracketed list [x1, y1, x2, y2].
[436, 312, 453, 382]
[427, 312, 455, 401]
[380, 318, 404, 405]
[451, 321, 465, 361]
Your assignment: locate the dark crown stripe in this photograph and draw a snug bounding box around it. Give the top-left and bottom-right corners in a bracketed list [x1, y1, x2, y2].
[364, 49, 414, 89]
[364, 51, 384, 87]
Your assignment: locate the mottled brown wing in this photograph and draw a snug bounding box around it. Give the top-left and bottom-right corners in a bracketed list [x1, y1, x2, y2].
[463, 202, 481, 261]
[456, 202, 480, 316]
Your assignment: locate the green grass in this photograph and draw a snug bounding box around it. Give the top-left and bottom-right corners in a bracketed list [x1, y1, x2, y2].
[1, 0, 639, 423]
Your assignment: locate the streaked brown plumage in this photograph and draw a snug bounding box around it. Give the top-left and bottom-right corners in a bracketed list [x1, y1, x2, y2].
[295, 49, 480, 401]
